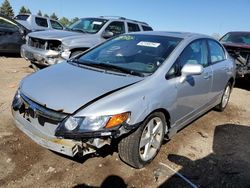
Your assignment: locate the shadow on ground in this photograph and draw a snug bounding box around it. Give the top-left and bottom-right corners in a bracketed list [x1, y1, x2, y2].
[160, 124, 250, 187]
[0, 53, 21, 58]
[73, 175, 127, 188]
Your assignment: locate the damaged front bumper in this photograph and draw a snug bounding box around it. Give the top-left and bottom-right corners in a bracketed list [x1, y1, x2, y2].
[21, 44, 65, 67]
[12, 108, 116, 157]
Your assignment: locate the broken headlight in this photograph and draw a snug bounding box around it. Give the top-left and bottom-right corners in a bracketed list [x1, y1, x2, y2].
[12, 89, 23, 111]
[55, 112, 130, 136]
[61, 49, 71, 59]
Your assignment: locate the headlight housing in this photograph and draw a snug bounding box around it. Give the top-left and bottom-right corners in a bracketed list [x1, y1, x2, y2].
[55, 112, 130, 137]
[12, 89, 23, 111]
[61, 49, 71, 59]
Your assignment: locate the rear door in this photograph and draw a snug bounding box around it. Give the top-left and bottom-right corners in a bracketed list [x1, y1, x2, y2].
[207, 39, 229, 98]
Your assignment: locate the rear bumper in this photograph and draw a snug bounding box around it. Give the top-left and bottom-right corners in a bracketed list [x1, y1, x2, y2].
[12, 109, 80, 157]
[21, 44, 65, 66]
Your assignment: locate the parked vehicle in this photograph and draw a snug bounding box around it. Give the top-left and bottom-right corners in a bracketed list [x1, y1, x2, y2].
[20, 16, 153, 70]
[220, 31, 250, 78]
[14, 14, 64, 31]
[12, 31, 235, 168]
[0, 14, 30, 54]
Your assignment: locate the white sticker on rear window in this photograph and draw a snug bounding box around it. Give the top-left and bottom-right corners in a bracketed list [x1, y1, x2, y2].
[137, 41, 160, 48]
[93, 21, 103, 25]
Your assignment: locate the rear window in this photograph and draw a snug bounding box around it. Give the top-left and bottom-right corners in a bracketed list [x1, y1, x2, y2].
[127, 22, 140, 32]
[35, 17, 48, 27]
[50, 20, 63, 30]
[208, 40, 225, 63]
[15, 15, 29, 21]
[142, 25, 153, 31]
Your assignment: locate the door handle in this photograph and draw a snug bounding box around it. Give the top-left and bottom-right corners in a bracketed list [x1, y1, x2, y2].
[203, 73, 212, 79]
[222, 67, 230, 72]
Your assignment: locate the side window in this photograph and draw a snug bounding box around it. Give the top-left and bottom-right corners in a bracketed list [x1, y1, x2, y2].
[0, 18, 18, 30]
[142, 25, 153, 31]
[105, 21, 125, 36]
[208, 40, 225, 64]
[179, 40, 208, 68]
[127, 22, 140, 32]
[35, 17, 48, 28]
[50, 20, 63, 30]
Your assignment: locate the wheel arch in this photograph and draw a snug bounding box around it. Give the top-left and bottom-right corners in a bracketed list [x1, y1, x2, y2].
[228, 77, 235, 88]
[149, 108, 171, 129]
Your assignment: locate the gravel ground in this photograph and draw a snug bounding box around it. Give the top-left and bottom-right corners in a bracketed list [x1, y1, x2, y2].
[0, 57, 250, 188]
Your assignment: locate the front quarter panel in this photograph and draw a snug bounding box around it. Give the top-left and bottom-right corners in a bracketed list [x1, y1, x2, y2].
[74, 77, 177, 127]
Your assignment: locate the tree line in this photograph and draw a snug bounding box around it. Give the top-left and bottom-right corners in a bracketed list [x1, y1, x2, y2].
[0, 0, 78, 26]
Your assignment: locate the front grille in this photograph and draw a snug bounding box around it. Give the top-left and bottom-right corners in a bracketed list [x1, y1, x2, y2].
[28, 37, 62, 51]
[19, 93, 68, 125]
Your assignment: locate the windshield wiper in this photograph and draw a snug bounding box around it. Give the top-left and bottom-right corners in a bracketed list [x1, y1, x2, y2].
[96, 63, 145, 77]
[71, 28, 86, 33]
[68, 60, 144, 77]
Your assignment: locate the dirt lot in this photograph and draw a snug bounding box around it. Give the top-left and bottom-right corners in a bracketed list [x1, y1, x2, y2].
[0, 57, 250, 188]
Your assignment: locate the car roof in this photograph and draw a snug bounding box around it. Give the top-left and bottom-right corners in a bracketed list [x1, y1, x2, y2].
[225, 31, 250, 34]
[79, 16, 150, 26]
[126, 31, 211, 39]
[0, 14, 30, 31]
[15, 14, 60, 22]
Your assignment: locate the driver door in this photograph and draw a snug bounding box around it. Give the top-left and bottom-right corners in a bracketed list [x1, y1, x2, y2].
[173, 39, 213, 126]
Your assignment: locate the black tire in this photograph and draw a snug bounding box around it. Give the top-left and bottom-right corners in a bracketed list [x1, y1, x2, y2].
[214, 83, 232, 112]
[70, 50, 84, 58]
[118, 112, 166, 168]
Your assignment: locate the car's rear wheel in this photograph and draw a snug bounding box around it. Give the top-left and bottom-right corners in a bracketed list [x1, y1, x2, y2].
[118, 112, 166, 168]
[215, 83, 232, 112]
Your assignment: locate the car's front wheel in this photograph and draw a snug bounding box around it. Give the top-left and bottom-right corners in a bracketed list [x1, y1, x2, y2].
[118, 112, 166, 168]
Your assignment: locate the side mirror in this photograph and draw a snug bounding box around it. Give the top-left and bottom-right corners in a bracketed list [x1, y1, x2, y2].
[102, 31, 114, 39]
[180, 63, 204, 83]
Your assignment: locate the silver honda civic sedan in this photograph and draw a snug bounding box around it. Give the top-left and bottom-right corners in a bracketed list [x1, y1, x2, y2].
[12, 31, 235, 168]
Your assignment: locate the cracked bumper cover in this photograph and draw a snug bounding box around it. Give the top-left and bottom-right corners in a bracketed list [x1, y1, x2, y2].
[12, 109, 80, 157]
[21, 44, 65, 66]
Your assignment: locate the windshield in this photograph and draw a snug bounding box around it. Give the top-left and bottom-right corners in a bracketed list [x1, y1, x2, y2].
[220, 32, 250, 45]
[76, 34, 182, 75]
[68, 18, 108, 34]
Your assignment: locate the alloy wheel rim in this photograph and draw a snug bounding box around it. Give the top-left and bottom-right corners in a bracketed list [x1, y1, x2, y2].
[139, 117, 164, 161]
[222, 86, 230, 108]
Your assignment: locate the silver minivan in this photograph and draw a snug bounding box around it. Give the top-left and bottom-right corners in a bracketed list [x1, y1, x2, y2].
[12, 31, 235, 168]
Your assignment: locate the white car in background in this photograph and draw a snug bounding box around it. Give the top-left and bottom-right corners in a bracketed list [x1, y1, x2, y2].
[14, 14, 64, 31]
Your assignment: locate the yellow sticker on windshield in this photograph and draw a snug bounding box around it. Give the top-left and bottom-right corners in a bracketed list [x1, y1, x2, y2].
[137, 41, 160, 48]
[115, 35, 134, 41]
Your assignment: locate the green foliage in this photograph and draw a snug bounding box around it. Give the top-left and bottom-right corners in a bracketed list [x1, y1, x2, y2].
[59, 17, 70, 27]
[37, 10, 42, 16]
[70, 17, 79, 25]
[0, 0, 14, 18]
[50, 12, 58, 20]
[26, 8, 31, 14]
[19, 6, 31, 14]
[19, 6, 26, 14]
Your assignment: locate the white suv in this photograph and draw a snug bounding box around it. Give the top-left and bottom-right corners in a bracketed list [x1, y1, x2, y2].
[20, 16, 153, 69]
[15, 14, 64, 31]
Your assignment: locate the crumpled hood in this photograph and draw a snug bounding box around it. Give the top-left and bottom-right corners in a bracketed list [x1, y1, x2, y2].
[29, 30, 83, 40]
[20, 62, 143, 114]
[28, 30, 103, 48]
[222, 42, 250, 50]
